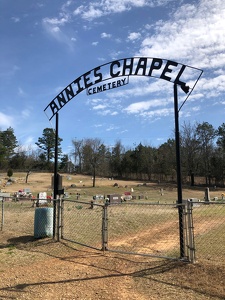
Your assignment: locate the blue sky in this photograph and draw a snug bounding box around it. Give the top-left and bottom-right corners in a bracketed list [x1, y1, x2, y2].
[0, 0, 225, 155]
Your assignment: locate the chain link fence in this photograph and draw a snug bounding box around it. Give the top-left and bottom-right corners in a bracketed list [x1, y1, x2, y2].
[0, 199, 35, 235]
[60, 200, 193, 261]
[106, 203, 181, 258]
[61, 199, 104, 250]
[1, 197, 225, 264]
[191, 201, 225, 262]
[0, 198, 54, 237]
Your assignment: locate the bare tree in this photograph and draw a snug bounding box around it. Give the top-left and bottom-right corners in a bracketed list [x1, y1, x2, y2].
[71, 138, 83, 173]
[181, 122, 200, 186]
[82, 138, 105, 187]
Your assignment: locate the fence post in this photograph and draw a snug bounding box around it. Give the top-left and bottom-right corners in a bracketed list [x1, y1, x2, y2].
[56, 199, 61, 242]
[1, 198, 4, 231]
[187, 200, 196, 263]
[182, 203, 189, 259]
[102, 203, 108, 252]
[61, 199, 64, 239]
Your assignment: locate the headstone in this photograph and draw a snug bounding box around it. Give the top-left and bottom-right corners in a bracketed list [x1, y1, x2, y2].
[205, 187, 210, 202]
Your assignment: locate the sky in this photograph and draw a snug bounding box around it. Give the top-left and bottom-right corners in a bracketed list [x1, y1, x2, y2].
[1, 0, 225, 156]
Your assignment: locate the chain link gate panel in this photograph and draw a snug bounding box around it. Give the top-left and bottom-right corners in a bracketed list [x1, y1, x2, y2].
[60, 201, 194, 261]
[191, 201, 225, 263]
[106, 203, 189, 260]
[60, 199, 104, 250]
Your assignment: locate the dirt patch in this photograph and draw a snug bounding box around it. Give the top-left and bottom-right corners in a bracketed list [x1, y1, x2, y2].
[109, 218, 220, 256]
[110, 221, 179, 253]
[0, 231, 225, 300]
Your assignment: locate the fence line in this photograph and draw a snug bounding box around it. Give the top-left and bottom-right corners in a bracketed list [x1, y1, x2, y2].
[1, 197, 225, 264]
[60, 199, 104, 251]
[191, 201, 225, 262]
[0, 199, 36, 235]
[60, 200, 193, 261]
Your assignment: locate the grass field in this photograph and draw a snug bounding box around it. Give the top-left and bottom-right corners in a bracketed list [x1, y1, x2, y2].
[1, 171, 224, 201]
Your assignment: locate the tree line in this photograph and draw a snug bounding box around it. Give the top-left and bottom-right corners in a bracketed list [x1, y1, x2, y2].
[1, 121, 225, 186]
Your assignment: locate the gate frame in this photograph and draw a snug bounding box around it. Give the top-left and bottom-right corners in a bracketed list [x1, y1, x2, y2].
[57, 199, 196, 263]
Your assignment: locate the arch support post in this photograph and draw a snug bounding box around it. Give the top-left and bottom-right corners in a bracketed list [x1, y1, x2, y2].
[53, 112, 59, 239]
[174, 84, 185, 259]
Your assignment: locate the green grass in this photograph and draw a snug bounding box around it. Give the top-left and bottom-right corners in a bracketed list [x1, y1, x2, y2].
[7, 244, 15, 250]
[193, 203, 225, 218]
[194, 223, 225, 258]
[107, 204, 177, 236]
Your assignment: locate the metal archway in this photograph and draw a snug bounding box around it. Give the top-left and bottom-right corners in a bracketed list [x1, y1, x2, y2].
[44, 56, 203, 258]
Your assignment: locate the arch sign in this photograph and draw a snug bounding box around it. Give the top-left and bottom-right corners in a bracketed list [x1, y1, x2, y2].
[44, 57, 203, 120]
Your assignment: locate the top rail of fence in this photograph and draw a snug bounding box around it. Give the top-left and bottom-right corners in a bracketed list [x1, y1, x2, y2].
[62, 199, 104, 207]
[61, 198, 185, 207]
[188, 200, 225, 205]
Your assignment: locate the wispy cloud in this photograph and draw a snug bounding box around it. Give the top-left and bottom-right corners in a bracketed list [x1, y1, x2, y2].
[18, 87, 26, 97]
[140, 107, 174, 119]
[43, 15, 69, 27]
[42, 14, 76, 49]
[124, 99, 168, 114]
[11, 17, 20, 23]
[73, 0, 174, 21]
[93, 104, 107, 110]
[21, 109, 31, 119]
[101, 32, 112, 39]
[0, 112, 14, 128]
[106, 124, 119, 131]
[127, 32, 141, 41]
[0, 65, 20, 79]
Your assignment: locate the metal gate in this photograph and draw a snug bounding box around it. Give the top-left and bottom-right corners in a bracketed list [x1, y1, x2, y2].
[59, 199, 195, 262]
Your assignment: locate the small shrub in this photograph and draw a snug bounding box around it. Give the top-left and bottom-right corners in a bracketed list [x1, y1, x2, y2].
[7, 168, 13, 178]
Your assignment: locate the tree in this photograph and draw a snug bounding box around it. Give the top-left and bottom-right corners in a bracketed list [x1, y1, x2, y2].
[156, 139, 176, 182]
[110, 140, 125, 178]
[180, 122, 200, 186]
[25, 170, 32, 183]
[59, 154, 74, 173]
[9, 144, 32, 171]
[138, 144, 156, 181]
[71, 139, 83, 173]
[214, 123, 225, 184]
[120, 149, 134, 178]
[7, 168, 13, 178]
[0, 127, 18, 169]
[9, 151, 26, 170]
[210, 149, 224, 185]
[35, 128, 63, 169]
[82, 138, 105, 187]
[216, 123, 225, 150]
[196, 122, 216, 185]
[130, 143, 156, 180]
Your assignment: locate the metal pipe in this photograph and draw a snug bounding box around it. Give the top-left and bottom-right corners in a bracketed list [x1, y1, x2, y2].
[53, 112, 59, 238]
[1, 198, 4, 231]
[174, 84, 185, 259]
